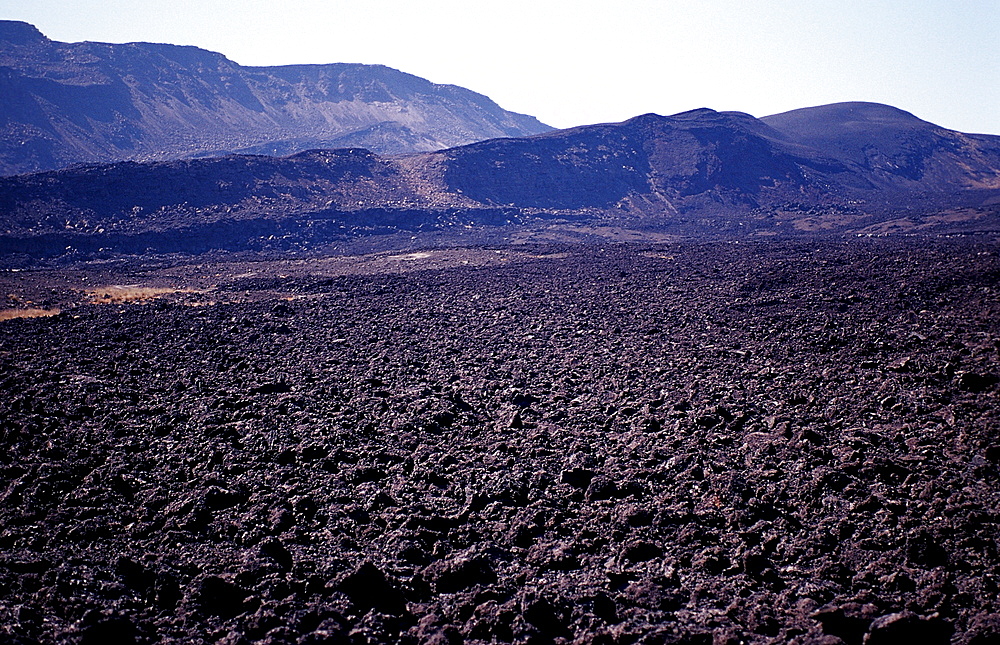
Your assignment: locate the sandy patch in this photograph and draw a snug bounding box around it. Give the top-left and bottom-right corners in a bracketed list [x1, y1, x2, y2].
[86, 285, 201, 304]
[0, 308, 60, 321]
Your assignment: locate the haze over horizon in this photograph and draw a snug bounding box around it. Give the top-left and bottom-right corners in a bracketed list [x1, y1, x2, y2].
[2, 0, 998, 136]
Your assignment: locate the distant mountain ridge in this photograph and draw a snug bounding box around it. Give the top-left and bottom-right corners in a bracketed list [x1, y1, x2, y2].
[436, 102, 1000, 218]
[2, 101, 1000, 260]
[0, 20, 552, 175]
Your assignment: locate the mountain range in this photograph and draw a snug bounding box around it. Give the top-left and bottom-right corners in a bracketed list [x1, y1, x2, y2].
[0, 20, 551, 176]
[2, 99, 999, 260]
[2, 22, 1000, 260]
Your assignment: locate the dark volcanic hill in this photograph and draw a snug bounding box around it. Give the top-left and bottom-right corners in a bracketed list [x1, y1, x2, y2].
[440, 103, 1000, 214]
[762, 102, 1000, 189]
[2, 102, 1000, 261]
[0, 20, 551, 175]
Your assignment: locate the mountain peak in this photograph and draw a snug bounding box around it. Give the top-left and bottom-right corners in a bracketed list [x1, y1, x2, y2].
[623, 113, 667, 126]
[671, 107, 718, 118]
[0, 20, 49, 46]
[763, 102, 929, 133]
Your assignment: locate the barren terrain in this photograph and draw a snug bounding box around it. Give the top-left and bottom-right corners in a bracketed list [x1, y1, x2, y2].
[2, 237, 999, 644]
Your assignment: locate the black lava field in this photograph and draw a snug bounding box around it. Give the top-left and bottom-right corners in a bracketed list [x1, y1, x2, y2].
[2, 238, 1000, 645]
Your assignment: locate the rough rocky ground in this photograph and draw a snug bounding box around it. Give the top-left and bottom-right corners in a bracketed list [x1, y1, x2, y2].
[1, 237, 999, 644]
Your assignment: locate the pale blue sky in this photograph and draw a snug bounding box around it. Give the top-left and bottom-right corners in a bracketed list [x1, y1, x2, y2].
[2, 0, 998, 134]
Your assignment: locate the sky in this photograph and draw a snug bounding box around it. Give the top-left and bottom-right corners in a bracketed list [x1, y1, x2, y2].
[2, 0, 998, 135]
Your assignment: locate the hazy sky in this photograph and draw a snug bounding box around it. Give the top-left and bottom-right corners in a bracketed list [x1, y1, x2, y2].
[3, 0, 998, 134]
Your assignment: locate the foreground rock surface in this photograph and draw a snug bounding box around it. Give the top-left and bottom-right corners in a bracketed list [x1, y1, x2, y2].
[1, 238, 999, 644]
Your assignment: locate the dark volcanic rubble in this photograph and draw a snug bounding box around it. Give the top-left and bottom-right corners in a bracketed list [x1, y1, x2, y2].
[1, 238, 1000, 644]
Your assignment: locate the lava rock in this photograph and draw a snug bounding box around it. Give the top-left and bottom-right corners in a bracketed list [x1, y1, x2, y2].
[193, 575, 248, 618]
[621, 541, 664, 563]
[957, 372, 999, 393]
[423, 551, 497, 593]
[62, 611, 138, 645]
[258, 537, 294, 569]
[864, 612, 953, 644]
[560, 467, 595, 489]
[812, 603, 875, 645]
[336, 562, 407, 615]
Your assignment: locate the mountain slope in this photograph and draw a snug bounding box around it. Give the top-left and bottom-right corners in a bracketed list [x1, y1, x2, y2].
[0, 20, 551, 175]
[2, 102, 999, 259]
[762, 102, 1000, 190]
[438, 104, 1000, 215]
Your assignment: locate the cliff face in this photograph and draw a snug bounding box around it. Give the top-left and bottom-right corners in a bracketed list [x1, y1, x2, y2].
[0, 21, 551, 175]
